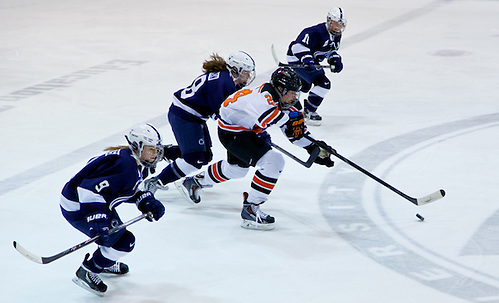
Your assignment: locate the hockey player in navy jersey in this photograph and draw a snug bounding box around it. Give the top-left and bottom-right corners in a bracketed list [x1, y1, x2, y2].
[142, 51, 256, 194]
[287, 7, 347, 125]
[60, 124, 169, 296]
[182, 67, 335, 230]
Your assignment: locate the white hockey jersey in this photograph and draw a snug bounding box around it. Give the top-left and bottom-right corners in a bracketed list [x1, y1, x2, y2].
[218, 83, 311, 148]
[218, 84, 288, 132]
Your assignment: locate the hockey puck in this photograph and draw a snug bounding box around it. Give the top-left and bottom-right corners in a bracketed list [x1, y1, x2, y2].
[416, 213, 425, 221]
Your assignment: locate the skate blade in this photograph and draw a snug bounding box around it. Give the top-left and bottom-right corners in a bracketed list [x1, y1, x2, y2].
[72, 277, 105, 297]
[101, 271, 127, 276]
[241, 219, 275, 231]
[306, 119, 322, 126]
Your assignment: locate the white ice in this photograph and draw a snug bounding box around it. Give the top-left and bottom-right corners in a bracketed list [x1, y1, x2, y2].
[1, 0, 499, 302]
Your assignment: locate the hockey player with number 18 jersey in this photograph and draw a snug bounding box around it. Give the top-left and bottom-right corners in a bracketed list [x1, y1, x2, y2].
[142, 51, 256, 195]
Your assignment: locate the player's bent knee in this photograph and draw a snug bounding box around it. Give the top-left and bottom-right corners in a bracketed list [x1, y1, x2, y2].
[183, 152, 208, 169]
[257, 150, 285, 174]
[112, 230, 136, 253]
[313, 75, 331, 90]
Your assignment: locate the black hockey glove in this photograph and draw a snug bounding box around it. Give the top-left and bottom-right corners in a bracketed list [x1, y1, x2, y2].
[305, 142, 335, 168]
[314, 155, 335, 167]
[163, 144, 181, 161]
[86, 212, 111, 244]
[284, 111, 305, 139]
[135, 191, 165, 221]
[257, 131, 272, 145]
[327, 52, 343, 73]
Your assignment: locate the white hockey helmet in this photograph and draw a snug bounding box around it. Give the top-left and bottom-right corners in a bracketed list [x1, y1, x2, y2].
[327, 7, 347, 36]
[125, 123, 163, 167]
[227, 50, 256, 89]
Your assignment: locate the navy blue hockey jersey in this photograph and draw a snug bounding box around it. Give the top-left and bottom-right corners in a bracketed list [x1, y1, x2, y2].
[171, 70, 237, 120]
[60, 148, 145, 220]
[287, 22, 342, 64]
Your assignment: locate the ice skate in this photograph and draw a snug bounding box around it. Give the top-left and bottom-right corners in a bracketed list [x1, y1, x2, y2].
[240, 192, 275, 231]
[102, 261, 129, 275]
[72, 253, 107, 296]
[181, 175, 203, 204]
[304, 108, 322, 126]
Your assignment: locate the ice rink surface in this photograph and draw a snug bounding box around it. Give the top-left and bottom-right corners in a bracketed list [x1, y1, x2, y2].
[1, 0, 498, 302]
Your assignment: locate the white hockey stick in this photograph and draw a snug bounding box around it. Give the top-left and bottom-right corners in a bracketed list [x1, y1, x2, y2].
[305, 135, 446, 206]
[13, 212, 151, 264]
[271, 44, 331, 70]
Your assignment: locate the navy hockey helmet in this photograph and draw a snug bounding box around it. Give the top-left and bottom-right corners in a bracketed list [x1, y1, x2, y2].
[125, 123, 164, 167]
[327, 7, 347, 36]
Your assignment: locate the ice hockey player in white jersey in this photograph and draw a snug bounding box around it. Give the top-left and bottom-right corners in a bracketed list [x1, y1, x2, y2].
[182, 67, 335, 230]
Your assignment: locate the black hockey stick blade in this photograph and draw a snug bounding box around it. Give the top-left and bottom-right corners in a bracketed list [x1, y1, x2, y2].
[13, 212, 151, 264]
[271, 44, 329, 69]
[304, 134, 446, 206]
[270, 142, 319, 168]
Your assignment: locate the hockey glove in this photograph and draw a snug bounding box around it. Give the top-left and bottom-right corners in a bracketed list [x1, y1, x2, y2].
[257, 131, 272, 145]
[327, 52, 343, 73]
[305, 142, 335, 167]
[86, 212, 111, 244]
[301, 57, 316, 71]
[141, 176, 168, 195]
[163, 144, 181, 161]
[284, 111, 305, 139]
[135, 191, 165, 221]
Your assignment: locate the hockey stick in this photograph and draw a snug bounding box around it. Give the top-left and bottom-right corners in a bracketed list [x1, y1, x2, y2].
[13, 212, 152, 265]
[270, 141, 319, 168]
[304, 134, 445, 206]
[271, 44, 331, 70]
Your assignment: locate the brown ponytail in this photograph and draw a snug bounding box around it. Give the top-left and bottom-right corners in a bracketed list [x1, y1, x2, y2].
[104, 146, 129, 152]
[202, 53, 227, 73]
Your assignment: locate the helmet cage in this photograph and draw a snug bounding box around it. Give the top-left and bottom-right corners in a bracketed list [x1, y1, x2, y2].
[280, 89, 301, 110]
[227, 51, 256, 89]
[270, 67, 302, 110]
[327, 7, 347, 36]
[125, 124, 163, 167]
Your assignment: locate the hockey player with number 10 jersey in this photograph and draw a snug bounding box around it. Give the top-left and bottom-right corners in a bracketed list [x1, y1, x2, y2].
[182, 67, 335, 230]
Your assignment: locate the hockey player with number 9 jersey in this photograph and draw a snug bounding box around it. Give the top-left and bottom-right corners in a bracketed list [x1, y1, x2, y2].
[182, 67, 335, 230]
[60, 124, 167, 296]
